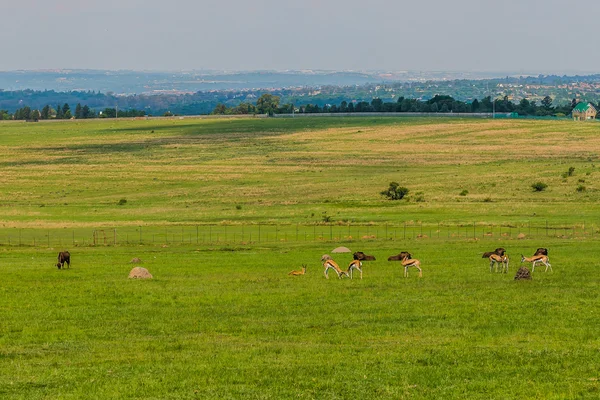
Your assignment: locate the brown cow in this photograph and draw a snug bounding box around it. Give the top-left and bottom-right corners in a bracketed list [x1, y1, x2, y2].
[388, 251, 412, 261]
[56, 251, 70, 269]
[481, 247, 506, 258]
[353, 251, 376, 261]
[534, 248, 548, 256]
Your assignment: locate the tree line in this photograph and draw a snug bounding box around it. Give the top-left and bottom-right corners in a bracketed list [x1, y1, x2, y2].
[211, 94, 585, 117]
[1, 103, 146, 121]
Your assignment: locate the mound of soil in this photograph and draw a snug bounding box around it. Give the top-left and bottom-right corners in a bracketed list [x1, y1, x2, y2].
[332, 246, 351, 253]
[517, 233, 526, 239]
[514, 266, 532, 280]
[128, 267, 153, 279]
[130, 257, 143, 263]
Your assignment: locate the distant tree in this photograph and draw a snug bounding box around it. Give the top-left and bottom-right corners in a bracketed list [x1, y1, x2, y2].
[381, 182, 409, 200]
[75, 103, 83, 119]
[40, 105, 51, 119]
[62, 103, 71, 119]
[440, 103, 449, 113]
[347, 102, 355, 112]
[82, 105, 93, 118]
[541, 95, 553, 110]
[56, 103, 63, 119]
[571, 98, 578, 110]
[256, 94, 280, 115]
[211, 103, 228, 115]
[340, 100, 348, 112]
[371, 98, 383, 112]
[471, 99, 480, 112]
[430, 103, 439, 113]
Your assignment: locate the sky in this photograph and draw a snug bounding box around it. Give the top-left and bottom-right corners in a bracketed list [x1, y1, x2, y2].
[2, 0, 599, 73]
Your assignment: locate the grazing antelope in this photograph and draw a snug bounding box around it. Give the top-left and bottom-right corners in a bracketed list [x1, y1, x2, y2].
[489, 253, 509, 273]
[321, 254, 332, 262]
[482, 247, 506, 258]
[347, 259, 363, 279]
[56, 251, 71, 269]
[521, 254, 552, 272]
[323, 259, 349, 279]
[400, 255, 422, 278]
[288, 264, 307, 276]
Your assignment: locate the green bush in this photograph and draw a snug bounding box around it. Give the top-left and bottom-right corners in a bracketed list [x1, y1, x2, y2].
[531, 182, 548, 192]
[576, 185, 586, 192]
[118, 198, 127, 205]
[459, 190, 469, 196]
[381, 182, 409, 200]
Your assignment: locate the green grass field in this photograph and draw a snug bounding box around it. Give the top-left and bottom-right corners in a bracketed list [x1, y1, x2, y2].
[1, 117, 600, 399]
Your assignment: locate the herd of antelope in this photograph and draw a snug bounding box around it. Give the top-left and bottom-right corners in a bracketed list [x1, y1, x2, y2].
[288, 247, 552, 279]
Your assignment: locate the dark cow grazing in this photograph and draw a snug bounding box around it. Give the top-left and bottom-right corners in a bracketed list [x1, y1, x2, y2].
[56, 251, 70, 269]
[387, 251, 412, 261]
[353, 251, 376, 261]
[481, 247, 506, 258]
[534, 248, 548, 256]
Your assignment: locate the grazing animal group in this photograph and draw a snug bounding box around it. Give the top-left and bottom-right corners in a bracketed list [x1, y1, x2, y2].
[482, 247, 552, 274]
[317, 250, 420, 279]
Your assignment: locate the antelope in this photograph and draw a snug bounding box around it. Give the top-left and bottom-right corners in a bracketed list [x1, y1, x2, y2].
[321, 254, 332, 262]
[482, 247, 506, 258]
[288, 264, 307, 276]
[347, 259, 363, 279]
[323, 259, 349, 279]
[521, 254, 552, 272]
[400, 255, 422, 278]
[489, 253, 509, 273]
[56, 251, 71, 269]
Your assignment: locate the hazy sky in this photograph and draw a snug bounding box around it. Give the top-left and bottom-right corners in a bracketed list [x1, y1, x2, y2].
[2, 0, 599, 73]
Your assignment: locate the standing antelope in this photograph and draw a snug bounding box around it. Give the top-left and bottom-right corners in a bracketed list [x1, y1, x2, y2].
[288, 264, 307, 276]
[347, 259, 363, 279]
[489, 253, 509, 273]
[323, 259, 349, 279]
[400, 255, 422, 278]
[521, 254, 552, 272]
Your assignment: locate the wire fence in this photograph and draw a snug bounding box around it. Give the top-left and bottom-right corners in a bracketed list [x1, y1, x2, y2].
[0, 221, 597, 248]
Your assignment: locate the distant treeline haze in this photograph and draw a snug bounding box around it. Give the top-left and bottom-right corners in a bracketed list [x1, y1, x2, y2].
[0, 94, 588, 121]
[212, 94, 583, 117]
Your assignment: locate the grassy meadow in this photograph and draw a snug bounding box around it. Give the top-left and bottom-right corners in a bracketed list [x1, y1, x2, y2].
[1, 116, 600, 399]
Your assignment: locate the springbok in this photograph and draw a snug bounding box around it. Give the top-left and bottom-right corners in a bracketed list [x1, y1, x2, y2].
[323, 259, 349, 279]
[288, 264, 307, 276]
[482, 247, 506, 258]
[489, 253, 509, 273]
[400, 255, 422, 278]
[521, 254, 552, 272]
[347, 259, 363, 279]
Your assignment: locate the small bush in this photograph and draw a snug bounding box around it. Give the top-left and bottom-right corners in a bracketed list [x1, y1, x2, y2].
[578, 178, 585, 183]
[531, 182, 548, 192]
[118, 198, 127, 205]
[235, 205, 242, 210]
[568, 167, 575, 176]
[561, 172, 568, 179]
[576, 185, 586, 192]
[483, 197, 493, 202]
[459, 190, 469, 196]
[381, 182, 409, 200]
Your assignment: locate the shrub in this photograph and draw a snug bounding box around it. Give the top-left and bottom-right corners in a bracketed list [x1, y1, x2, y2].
[459, 190, 469, 196]
[483, 197, 493, 202]
[531, 182, 548, 192]
[118, 198, 127, 205]
[568, 167, 575, 176]
[235, 205, 242, 210]
[381, 182, 409, 200]
[576, 185, 586, 192]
